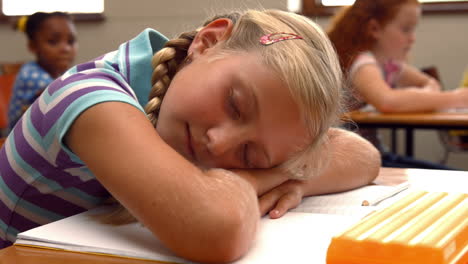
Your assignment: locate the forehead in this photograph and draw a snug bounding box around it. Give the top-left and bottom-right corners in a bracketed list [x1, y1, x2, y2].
[392, 3, 421, 24]
[235, 52, 310, 165]
[37, 16, 75, 35]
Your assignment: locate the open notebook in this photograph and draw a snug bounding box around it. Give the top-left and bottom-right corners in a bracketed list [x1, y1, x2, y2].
[14, 184, 408, 264]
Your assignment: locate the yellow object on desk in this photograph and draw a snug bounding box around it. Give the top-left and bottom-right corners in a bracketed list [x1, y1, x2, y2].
[326, 190, 468, 264]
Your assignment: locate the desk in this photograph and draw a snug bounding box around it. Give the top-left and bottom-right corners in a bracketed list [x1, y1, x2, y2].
[1, 167, 466, 264]
[348, 111, 468, 157]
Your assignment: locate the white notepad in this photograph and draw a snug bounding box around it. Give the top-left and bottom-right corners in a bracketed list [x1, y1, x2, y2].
[15, 183, 415, 263]
[15, 208, 361, 264]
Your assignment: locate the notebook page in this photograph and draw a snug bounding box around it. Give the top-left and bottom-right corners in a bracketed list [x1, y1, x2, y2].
[16, 209, 360, 264]
[293, 185, 401, 208]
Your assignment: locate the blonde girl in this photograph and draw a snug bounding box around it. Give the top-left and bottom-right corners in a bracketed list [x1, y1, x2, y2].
[0, 9, 379, 263]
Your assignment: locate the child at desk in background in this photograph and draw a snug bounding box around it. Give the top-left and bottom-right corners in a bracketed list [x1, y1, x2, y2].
[7, 12, 78, 132]
[327, 0, 468, 169]
[0, 9, 380, 263]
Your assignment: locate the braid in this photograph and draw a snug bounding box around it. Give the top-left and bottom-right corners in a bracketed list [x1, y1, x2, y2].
[145, 31, 197, 126]
[97, 32, 198, 226]
[145, 13, 241, 126]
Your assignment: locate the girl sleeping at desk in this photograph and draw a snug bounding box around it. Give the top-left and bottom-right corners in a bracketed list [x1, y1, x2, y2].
[0, 9, 380, 263]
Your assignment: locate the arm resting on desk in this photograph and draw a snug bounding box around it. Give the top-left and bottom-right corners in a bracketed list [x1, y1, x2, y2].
[258, 128, 381, 218]
[353, 63, 468, 112]
[66, 103, 259, 264]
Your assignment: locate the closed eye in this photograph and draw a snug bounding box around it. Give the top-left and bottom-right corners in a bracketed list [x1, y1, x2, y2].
[228, 88, 241, 120]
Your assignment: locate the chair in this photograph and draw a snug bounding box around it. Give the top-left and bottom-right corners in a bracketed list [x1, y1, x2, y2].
[421, 66, 468, 164]
[0, 74, 16, 136]
[0, 62, 22, 137]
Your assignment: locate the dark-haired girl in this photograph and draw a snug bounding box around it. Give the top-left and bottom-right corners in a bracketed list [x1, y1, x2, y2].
[8, 12, 77, 130]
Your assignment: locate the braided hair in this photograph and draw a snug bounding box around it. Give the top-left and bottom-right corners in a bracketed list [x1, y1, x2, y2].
[145, 13, 241, 125]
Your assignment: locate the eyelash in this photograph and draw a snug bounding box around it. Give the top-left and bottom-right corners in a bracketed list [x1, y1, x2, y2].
[228, 88, 241, 120]
[228, 88, 251, 167]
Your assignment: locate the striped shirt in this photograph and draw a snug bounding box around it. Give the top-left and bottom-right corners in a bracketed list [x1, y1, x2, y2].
[0, 28, 168, 248]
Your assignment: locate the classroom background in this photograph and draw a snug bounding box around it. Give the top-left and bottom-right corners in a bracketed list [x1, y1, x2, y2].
[1, 0, 467, 169]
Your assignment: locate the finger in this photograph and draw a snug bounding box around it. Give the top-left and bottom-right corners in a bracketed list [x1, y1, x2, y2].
[268, 193, 302, 219]
[258, 190, 283, 216]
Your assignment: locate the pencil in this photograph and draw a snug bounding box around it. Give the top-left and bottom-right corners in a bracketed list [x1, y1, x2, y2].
[361, 182, 410, 206]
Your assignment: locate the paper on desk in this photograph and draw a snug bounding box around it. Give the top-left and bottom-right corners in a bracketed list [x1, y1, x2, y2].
[439, 107, 468, 114]
[291, 206, 376, 218]
[15, 208, 360, 264]
[406, 169, 468, 193]
[240, 213, 359, 263]
[291, 184, 408, 217]
[359, 105, 377, 112]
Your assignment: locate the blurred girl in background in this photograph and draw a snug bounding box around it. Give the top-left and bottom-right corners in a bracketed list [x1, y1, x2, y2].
[328, 0, 468, 168]
[7, 12, 78, 131]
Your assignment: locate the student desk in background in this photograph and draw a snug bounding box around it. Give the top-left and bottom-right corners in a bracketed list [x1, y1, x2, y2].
[348, 110, 468, 157]
[0, 167, 467, 264]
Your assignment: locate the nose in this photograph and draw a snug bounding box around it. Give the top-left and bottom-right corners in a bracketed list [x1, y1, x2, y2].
[205, 123, 248, 157]
[60, 41, 73, 53]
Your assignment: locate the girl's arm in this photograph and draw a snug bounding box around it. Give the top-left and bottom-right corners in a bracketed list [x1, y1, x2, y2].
[353, 63, 468, 112]
[258, 128, 381, 218]
[230, 167, 289, 196]
[66, 102, 259, 263]
[397, 64, 441, 91]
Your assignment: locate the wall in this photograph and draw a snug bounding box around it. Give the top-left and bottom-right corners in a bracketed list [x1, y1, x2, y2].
[1, 0, 467, 168]
[0, 0, 286, 63]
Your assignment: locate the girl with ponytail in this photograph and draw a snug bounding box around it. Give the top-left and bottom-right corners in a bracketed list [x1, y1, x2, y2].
[8, 12, 77, 131]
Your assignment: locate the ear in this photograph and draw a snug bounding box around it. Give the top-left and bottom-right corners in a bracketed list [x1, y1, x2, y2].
[368, 19, 382, 39]
[188, 18, 233, 58]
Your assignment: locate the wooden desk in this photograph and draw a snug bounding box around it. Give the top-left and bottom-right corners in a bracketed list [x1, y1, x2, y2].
[1, 167, 466, 264]
[348, 111, 468, 157]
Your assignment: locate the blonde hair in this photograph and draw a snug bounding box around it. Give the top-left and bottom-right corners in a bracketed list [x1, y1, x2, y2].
[104, 9, 344, 224]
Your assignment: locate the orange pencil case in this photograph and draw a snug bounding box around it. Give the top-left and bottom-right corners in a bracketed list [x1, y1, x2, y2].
[326, 191, 467, 264]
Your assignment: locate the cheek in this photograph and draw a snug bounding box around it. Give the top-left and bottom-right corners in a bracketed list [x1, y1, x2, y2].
[41, 48, 58, 59]
[177, 87, 225, 117]
[162, 83, 213, 122]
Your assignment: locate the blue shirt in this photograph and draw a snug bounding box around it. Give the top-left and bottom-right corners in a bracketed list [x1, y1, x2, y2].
[8, 62, 53, 131]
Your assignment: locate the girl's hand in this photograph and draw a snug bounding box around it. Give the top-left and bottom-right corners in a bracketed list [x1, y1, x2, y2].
[421, 78, 441, 92]
[231, 167, 290, 196]
[447, 87, 468, 108]
[452, 88, 468, 108]
[258, 179, 305, 219]
[257, 128, 381, 219]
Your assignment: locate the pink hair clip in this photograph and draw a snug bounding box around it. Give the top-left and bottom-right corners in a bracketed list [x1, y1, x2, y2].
[259, 32, 304, 46]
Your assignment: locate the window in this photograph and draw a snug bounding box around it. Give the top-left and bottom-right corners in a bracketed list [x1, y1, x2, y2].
[295, 0, 468, 16]
[0, 0, 104, 21]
